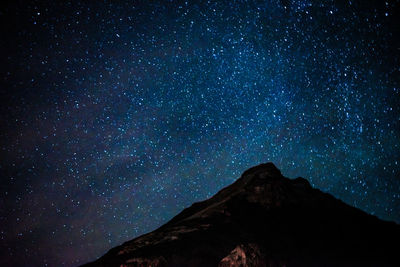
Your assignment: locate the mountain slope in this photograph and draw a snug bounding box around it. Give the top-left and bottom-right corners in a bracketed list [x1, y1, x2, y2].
[82, 163, 400, 266]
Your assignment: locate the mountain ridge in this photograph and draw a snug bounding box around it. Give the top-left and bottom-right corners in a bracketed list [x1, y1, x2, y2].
[82, 163, 400, 267]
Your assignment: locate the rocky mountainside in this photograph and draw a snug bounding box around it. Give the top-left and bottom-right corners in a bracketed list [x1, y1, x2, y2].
[82, 163, 400, 266]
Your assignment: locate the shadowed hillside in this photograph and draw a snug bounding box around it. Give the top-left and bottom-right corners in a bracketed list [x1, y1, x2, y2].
[82, 163, 400, 266]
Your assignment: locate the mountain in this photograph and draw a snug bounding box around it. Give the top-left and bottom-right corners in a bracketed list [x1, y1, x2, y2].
[82, 163, 400, 266]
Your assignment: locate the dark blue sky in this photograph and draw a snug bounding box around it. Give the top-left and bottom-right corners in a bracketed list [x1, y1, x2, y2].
[1, 0, 399, 266]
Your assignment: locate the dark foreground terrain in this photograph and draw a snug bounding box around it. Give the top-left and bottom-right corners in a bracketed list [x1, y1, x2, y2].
[82, 163, 400, 266]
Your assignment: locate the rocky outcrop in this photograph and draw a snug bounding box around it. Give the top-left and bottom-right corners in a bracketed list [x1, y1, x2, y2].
[218, 243, 265, 267]
[82, 163, 400, 266]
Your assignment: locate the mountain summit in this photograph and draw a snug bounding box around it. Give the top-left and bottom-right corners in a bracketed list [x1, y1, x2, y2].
[82, 163, 399, 266]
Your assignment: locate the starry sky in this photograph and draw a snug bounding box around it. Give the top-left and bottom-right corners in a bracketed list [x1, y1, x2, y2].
[0, 0, 399, 266]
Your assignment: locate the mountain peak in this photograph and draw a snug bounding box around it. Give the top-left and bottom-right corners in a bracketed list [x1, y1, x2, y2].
[82, 163, 400, 267]
[241, 162, 281, 177]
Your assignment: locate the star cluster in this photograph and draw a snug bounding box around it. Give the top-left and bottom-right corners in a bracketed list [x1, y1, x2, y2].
[0, 0, 399, 266]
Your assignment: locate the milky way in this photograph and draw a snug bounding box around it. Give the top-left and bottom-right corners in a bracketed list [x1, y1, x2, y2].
[1, 0, 399, 266]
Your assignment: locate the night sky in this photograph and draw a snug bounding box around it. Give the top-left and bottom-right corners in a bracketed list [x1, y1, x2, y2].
[1, 0, 399, 266]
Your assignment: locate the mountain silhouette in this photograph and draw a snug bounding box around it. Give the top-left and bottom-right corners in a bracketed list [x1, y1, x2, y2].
[82, 163, 400, 266]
